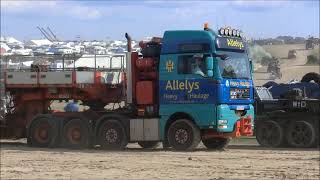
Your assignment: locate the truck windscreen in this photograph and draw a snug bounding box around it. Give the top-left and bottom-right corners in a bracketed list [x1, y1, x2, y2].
[217, 51, 251, 79]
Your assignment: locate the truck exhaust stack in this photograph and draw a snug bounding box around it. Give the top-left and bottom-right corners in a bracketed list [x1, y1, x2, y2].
[125, 33, 132, 52]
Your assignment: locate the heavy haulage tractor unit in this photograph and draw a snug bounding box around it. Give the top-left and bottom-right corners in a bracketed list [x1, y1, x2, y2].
[1, 24, 254, 151]
[267, 57, 282, 79]
[287, 50, 297, 59]
[305, 37, 319, 50]
[255, 72, 320, 148]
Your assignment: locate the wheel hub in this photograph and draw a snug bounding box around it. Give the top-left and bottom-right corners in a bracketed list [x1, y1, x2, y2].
[175, 129, 188, 144]
[291, 123, 311, 145]
[258, 121, 282, 147]
[39, 129, 48, 139]
[105, 129, 118, 143]
[66, 124, 82, 144]
[34, 124, 49, 143]
[71, 128, 81, 141]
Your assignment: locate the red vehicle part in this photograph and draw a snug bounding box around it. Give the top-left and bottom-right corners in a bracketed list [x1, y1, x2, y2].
[201, 117, 253, 140]
[2, 69, 125, 138]
[136, 58, 155, 69]
[136, 81, 154, 105]
[130, 44, 160, 116]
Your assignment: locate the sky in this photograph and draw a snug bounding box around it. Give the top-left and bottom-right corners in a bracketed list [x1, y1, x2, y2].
[1, 0, 319, 41]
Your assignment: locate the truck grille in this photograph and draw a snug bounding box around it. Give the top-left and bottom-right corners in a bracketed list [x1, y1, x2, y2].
[230, 88, 250, 99]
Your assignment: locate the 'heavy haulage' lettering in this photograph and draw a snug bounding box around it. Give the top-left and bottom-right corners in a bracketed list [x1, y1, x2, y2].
[165, 80, 199, 93]
[227, 39, 244, 49]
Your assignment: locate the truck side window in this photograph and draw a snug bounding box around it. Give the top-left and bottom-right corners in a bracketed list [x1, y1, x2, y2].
[178, 55, 206, 76]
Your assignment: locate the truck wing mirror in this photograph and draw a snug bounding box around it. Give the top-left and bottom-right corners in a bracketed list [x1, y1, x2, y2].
[206, 57, 214, 77]
[249, 59, 254, 73]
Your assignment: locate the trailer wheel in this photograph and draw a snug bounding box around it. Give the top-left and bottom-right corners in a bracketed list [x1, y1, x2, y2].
[301, 72, 320, 84]
[287, 121, 316, 148]
[29, 117, 56, 148]
[167, 119, 200, 151]
[202, 138, 231, 150]
[97, 120, 128, 150]
[256, 120, 283, 147]
[138, 141, 160, 149]
[62, 119, 89, 149]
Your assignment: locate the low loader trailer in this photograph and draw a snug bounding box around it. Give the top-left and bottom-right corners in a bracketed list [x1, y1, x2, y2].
[255, 73, 320, 148]
[1, 24, 253, 150]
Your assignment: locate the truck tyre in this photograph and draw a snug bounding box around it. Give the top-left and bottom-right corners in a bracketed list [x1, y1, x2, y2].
[167, 119, 200, 151]
[62, 119, 89, 149]
[286, 121, 316, 148]
[97, 120, 128, 150]
[28, 117, 57, 148]
[256, 120, 283, 147]
[138, 141, 160, 149]
[301, 72, 320, 84]
[202, 137, 231, 150]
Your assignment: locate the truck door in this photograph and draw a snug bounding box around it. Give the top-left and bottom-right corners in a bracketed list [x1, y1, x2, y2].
[176, 53, 216, 126]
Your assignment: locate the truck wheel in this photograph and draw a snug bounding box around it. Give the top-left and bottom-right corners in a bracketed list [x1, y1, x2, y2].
[62, 119, 89, 149]
[256, 120, 283, 147]
[29, 117, 56, 148]
[287, 121, 316, 148]
[202, 138, 230, 150]
[167, 119, 200, 151]
[97, 120, 128, 150]
[138, 141, 160, 149]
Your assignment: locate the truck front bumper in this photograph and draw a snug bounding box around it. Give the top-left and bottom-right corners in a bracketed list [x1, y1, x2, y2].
[202, 117, 253, 140]
[216, 104, 254, 132]
[201, 104, 254, 140]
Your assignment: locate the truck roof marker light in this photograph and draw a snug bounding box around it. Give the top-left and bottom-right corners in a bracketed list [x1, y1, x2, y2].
[204, 22, 209, 30]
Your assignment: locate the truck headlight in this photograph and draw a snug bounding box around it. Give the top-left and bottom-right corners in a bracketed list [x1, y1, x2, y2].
[219, 28, 225, 35]
[236, 30, 240, 37]
[218, 119, 228, 129]
[225, 29, 229, 36]
[232, 29, 237, 36]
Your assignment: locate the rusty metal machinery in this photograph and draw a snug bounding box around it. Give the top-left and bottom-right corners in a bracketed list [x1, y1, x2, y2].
[1, 55, 126, 138]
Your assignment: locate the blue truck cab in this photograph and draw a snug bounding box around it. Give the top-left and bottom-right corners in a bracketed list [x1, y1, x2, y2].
[158, 25, 254, 150]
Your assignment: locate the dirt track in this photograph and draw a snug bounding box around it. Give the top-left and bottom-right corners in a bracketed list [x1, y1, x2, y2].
[1, 139, 319, 180]
[254, 44, 319, 86]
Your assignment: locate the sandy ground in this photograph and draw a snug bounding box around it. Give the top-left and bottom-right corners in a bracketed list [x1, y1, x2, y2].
[1, 139, 319, 180]
[254, 44, 319, 86]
